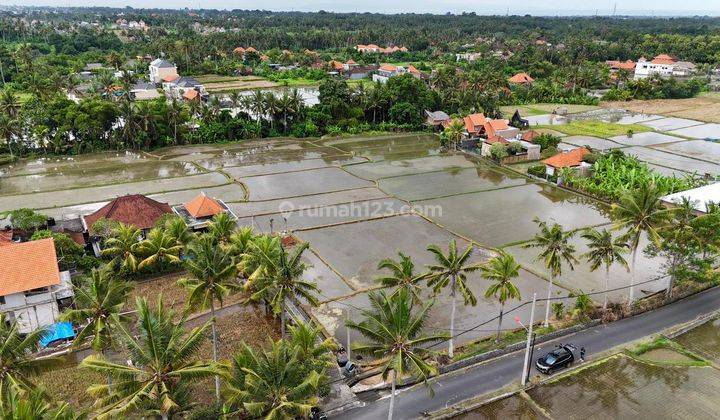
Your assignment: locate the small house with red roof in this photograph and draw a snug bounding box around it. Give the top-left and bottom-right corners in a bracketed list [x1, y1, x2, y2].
[508, 72, 534, 85]
[543, 147, 591, 177]
[82, 194, 173, 254]
[149, 58, 178, 84]
[172, 192, 237, 230]
[0, 238, 74, 334]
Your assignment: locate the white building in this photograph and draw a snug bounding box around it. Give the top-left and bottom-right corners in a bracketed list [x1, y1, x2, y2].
[456, 52, 482, 62]
[661, 182, 720, 215]
[0, 239, 74, 334]
[149, 58, 178, 84]
[634, 54, 696, 79]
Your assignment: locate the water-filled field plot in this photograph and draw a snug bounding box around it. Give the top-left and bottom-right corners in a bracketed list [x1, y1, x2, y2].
[639, 117, 704, 131]
[609, 131, 686, 146]
[343, 155, 477, 181]
[623, 146, 720, 175]
[242, 167, 374, 200]
[651, 140, 720, 164]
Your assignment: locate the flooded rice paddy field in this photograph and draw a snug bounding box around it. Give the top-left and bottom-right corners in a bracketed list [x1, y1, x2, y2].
[524, 354, 720, 420]
[5, 126, 716, 347]
[668, 123, 720, 140]
[652, 140, 720, 164]
[608, 131, 686, 147]
[456, 394, 548, 419]
[559, 135, 626, 150]
[674, 318, 720, 364]
[639, 116, 705, 131]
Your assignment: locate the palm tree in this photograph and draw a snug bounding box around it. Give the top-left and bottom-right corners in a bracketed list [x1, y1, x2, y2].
[0, 89, 18, 117]
[163, 216, 194, 247]
[426, 240, 480, 358]
[481, 253, 522, 342]
[227, 226, 255, 259]
[287, 321, 337, 366]
[100, 223, 141, 273]
[345, 289, 448, 420]
[135, 228, 183, 270]
[249, 89, 266, 131]
[0, 387, 82, 420]
[237, 234, 281, 284]
[523, 218, 578, 327]
[0, 114, 19, 158]
[208, 212, 236, 245]
[442, 119, 465, 150]
[177, 235, 239, 401]
[581, 228, 629, 309]
[611, 184, 672, 302]
[376, 252, 426, 304]
[0, 315, 59, 408]
[246, 242, 319, 337]
[225, 340, 321, 420]
[80, 297, 219, 419]
[60, 269, 133, 354]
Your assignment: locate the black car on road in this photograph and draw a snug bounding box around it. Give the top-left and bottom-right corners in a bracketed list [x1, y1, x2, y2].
[536, 344, 576, 374]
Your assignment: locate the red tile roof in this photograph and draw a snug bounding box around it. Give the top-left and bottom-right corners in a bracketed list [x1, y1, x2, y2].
[543, 147, 590, 169]
[83, 194, 172, 231]
[522, 130, 540, 142]
[485, 136, 510, 145]
[0, 229, 13, 246]
[508, 72, 534, 84]
[245, 47, 257, 53]
[407, 64, 421, 74]
[0, 238, 60, 296]
[185, 193, 224, 219]
[233, 47, 245, 54]
[329, 60, 344, 70]
[163, 74, 180, 83]
[379, 64, 397, 72]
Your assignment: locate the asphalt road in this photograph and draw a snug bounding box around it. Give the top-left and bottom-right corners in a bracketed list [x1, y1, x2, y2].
[339, 286, 720, 420]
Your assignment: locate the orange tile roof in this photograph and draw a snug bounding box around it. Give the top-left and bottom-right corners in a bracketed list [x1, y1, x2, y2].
[184, 192, 225, 219]
[543, 147, 590, 169]
[379, 64, 397, 72]
[508, 72, 534, 84]
[0, 229, 13, 246]
[163, 74, 180, 82]
[346, 59, 357, 65]
[183, 89, 199, 100]
[651, 54, 676, 65]
[233, 47, 245, 54]
[329, 60, 344, 70]
[245, 47, 257, 53]
[83, 194, 172, 231]
[483, 119, 510, 138]
[522, 130, 540, 142]
[367, 44, 380, 49]
[606, 60, 636, 71]
[260, 54, 269, 61]
[463, 113, 487, 134]
[407, 64, 420, 74]
[0, 238, 60, 296]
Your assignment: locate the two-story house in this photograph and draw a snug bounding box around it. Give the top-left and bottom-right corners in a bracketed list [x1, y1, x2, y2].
[0, 238, 74, 334]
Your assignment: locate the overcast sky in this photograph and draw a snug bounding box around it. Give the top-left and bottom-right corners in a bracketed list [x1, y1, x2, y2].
[7, 0, 720, 16]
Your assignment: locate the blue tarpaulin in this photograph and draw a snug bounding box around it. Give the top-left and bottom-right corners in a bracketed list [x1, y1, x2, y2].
[40, 322, 75, 347]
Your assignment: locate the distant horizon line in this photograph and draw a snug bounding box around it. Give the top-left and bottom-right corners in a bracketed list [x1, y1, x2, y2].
[2, 4, 720, 17]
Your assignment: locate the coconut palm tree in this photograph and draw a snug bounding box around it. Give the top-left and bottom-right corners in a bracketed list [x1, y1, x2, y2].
[376, 252, 427, 304]
[442, 119, 465, 150]
[224, 340, 321, 420]
[227, 226, 255, 259]
[0, 114, 19, 158]
[177, 235, 239, 401]
[0, 387, 83, 420]
[481, 252, 522, 342]
[523, 218, 578, 327]
[0, 315, 60, 408]
[163, 216, 194, 247]
[249, 89, 266, 131]
[208, 212, 236, 245]
[611, 184, 672, 302]
[101, 223, 141, 273]
[135, 228, 183, 270]
[0, 89, 18, 117]
[246, 242, 319, 337]
[426, 240, 480, 358]
[581, 228, 629, 309]
[80, 297, 219, 419]
[287, 321, 337, 366]
[346, 289, 448, 420]
[60, 268, 133, 354]
[237, 234, 282, 284]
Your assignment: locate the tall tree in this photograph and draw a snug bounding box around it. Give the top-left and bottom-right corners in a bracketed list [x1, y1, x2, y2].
[426, 240, 480, 358]
[523, 218, 578, 327]
[0, 315, 59, 409]
[80, 297, 219, 419]
[246, 242, 319, 337]
[177, 235, 239, 401]
[376, 252, 427, 304]
[581, 228, 629, 309]
[481, 252, 522, 342]
[135, 227, 183, 270]
[207, 212, 236, 245]
[611, 184, 672, 302]
[100, 223, 141, 273]
[225, 340, 321, 420]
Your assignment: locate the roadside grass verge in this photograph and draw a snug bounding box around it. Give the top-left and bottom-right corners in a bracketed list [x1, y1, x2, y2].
[453, 325, 556, 361]
[627, 336, 708, 367]
[538, 120, 652, 138]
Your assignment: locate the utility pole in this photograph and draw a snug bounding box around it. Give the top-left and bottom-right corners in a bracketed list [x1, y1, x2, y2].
[521, 293, 537, 386]
[346, 312, 352, 361]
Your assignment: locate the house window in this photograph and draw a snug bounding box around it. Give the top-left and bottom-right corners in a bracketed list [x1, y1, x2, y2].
[24, 287, 48, 297]
[0, 296, 4, 305]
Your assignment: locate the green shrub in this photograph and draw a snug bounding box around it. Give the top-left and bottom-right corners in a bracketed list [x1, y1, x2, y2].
[489, 143, 509, 160]
[508, 142, 524, 155]
[527, 164, 547, 178]
[534, 133, 561, 150]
